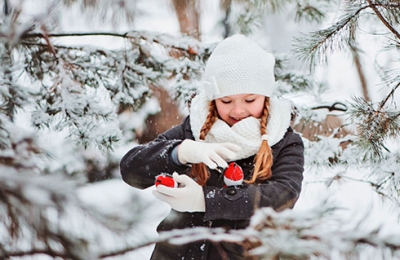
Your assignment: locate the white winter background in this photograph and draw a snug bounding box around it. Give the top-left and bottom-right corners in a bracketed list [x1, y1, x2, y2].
[11, 0, 400, 259]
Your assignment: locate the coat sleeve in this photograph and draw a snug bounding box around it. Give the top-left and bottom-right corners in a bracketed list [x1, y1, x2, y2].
[203, 129, 304, 221]
[119, 116, 192, 189]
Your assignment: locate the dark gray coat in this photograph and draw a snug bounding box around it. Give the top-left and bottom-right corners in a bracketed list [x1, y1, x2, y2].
[120, 116, 304, 260]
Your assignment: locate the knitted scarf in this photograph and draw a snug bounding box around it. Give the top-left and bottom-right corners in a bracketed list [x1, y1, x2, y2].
[189, 92, 292, 161]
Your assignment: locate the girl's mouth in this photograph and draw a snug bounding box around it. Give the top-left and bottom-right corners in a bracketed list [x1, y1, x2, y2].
[230, 117, 246, 124]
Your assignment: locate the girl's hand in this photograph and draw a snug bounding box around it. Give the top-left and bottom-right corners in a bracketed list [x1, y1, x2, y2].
[152, 172, 205, 212]
[177, 139, 241, 169]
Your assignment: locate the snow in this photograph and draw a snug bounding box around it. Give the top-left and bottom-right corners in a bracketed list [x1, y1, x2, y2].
[3, 0, 400, 259]
[77, 179, 171, 259]
[73, 132, 395, 255]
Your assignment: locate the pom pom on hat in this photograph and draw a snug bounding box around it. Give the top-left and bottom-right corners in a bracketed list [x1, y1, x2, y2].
[204, 34, 276, 100]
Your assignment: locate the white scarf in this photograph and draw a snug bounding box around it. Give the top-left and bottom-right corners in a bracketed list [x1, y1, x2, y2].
[189, 92, 292, 161]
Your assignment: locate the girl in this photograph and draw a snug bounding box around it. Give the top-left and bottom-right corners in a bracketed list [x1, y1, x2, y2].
[120, 34, 304, 260]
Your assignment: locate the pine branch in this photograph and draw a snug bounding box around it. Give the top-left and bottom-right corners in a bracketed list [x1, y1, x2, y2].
[0, 169, 154, 259]
[366, 0, 400, 40]
[379, 82, 400, 109]
[5, 249, 69, 259]
[316, 172, 400, 207]
[105, 203, 400, 259]
[245, 206, 400, 258]
[293, 1, 400, 69]
[99, 226, 241, 258]
[20, 31, 200, 54]
[274, 53, 324, 95]
[293, 4, 368, 68]
[294, 1, 328, 23]
[238, 0, 292, 13]
[14, 31, 206, 150]
[226, 0, 294, 35]
[347, 93, 400, 159]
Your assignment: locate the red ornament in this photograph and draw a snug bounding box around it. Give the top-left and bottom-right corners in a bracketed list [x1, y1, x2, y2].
[155, 174, 177, 188]
[224, 162, 244, 186]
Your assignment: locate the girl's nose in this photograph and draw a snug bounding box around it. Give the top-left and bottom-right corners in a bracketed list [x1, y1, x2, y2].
[232, 104, 245, 116]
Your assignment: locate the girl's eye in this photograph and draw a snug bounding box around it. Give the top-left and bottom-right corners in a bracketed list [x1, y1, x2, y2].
[245, 99, 255, 103]
[221, 100, 231, 104]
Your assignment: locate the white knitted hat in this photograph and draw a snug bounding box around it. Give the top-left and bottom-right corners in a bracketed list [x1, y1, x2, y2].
[203, 34, 276, 100]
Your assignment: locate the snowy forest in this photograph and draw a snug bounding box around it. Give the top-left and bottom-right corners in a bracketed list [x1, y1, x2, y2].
[1, 0, 400, 259]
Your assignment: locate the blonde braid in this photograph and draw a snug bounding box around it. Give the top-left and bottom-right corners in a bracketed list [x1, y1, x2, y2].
[246, 97, 273, 184]
[191, 100, 218, 185]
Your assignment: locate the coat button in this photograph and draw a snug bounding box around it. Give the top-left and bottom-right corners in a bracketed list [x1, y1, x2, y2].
[226, 188, 237, 195]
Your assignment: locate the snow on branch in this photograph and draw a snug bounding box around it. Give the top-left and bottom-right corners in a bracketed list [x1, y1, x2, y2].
[0, 171, 95, 259]
[244, 205, 400, 259]
[3, 29, 207, 150]
[293, 0, 400, 70]
[0, 170, 156, 259]
[348, 87, 400, 159]
[293, 3, 366, 69]
[274, 53, 322, 95]
[120, 202, 400, 259]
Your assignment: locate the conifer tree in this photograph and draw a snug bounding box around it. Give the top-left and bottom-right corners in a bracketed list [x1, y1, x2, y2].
[0, 0, 399, 259]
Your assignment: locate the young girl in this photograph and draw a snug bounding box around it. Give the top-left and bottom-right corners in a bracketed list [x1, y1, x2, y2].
[120, 34, 304, 260]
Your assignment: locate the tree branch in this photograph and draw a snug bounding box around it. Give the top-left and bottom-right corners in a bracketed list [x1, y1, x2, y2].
[308, 5, 368, 54]
[22, 31, 129, 39]
[20, 32, 199, 53]
[367, 0, 400, 40]
[6, 249, 68, 259]
[350, 44, 370, 101]
[379, 82, 400, 109]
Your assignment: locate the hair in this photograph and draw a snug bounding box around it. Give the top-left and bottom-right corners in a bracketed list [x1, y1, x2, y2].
[190, 97, 273, 186]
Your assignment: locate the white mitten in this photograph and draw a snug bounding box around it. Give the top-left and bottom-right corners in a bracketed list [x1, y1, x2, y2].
[152, 172, 205, 212]
[177, 139, 241, 169]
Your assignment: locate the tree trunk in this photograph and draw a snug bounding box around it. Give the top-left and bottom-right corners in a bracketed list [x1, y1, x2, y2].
[136, 86, 184, 143]
[171, 0, 200, 39]
[137, 0, 201, 144]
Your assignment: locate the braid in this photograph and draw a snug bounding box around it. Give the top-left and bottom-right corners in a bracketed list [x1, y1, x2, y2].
[191, 101, 218, 185]
[246, 97, 273, 184]
[191, 98, 273, 185]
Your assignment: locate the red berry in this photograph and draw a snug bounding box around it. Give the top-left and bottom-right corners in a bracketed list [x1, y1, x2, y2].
[155, 174, 176, 188]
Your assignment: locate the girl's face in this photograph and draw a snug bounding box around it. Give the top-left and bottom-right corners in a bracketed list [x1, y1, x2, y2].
[215, 94, 266, 126]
